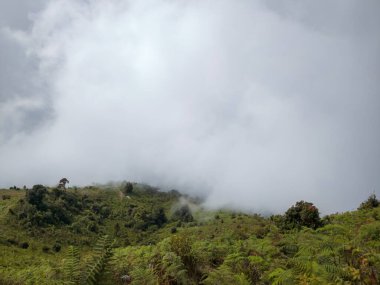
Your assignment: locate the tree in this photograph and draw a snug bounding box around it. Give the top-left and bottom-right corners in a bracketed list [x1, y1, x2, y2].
[58, 178, 69, 189]
[283, 200, 321, 230]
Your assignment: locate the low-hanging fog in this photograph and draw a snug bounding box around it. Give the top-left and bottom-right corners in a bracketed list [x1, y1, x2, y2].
[0, 0, 379, 214]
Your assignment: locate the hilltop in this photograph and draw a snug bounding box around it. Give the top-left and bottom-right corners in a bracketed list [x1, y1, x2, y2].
[0, 184, 379, 284]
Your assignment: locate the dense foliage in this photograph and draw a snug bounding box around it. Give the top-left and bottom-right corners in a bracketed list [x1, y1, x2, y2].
[172, 204, 194, 223]
[282, 200, 322, 230]
[0, 186, 379, 284]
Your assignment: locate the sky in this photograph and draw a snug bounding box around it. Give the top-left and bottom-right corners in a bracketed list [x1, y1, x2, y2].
[0, 0, 379, 214]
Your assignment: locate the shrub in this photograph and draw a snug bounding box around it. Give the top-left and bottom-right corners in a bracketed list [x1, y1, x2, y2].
[26, 185, 48, 211]
[172, 205, 193, 223]
[7, 239, 18, 246]
[87, 221, 99, 233]
[283, 200, 321, 230]
[52, 187, 64, 198]
[358, 194, 379, 210]
[99, 206, 111, 219]
[19, 242, 29, 249]
[53, 243, 62, 252]
[122, 182, 133, 195]
[42, 246, 50, 253]
[359, 221, 380, 241]
[114, 223, 121, 237]
[152, 207, 167, 227]
[16, 185, 89, 227]
[170, 234, 198, 278]
[2, 195, 11, 200]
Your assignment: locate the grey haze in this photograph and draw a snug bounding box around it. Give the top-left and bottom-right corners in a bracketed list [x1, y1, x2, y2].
[0, 0, 379, 214]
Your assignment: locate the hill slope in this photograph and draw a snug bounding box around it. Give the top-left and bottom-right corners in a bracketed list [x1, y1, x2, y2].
[0, 185, 379, 284]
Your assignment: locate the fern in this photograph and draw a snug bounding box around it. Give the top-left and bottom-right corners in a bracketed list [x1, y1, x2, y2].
[268, 268, 294, 285]
[161, 252, 187, 284]
[81, 235, 115, 285]
[130, 267, 158, 285]
[201, 264, 237, 285]
[62, 235, 115, 285]
[63, 246, 81, 284]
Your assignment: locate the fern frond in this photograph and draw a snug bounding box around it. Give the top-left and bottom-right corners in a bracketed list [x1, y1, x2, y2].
[268, 268, 294, 285]
[81, 235, 115, 285]
[63, 246, 81, 284]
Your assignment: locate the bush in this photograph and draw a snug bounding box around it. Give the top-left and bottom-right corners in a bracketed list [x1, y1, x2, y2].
[53, 243, 62, 252]
[114, 223, 121, 237]
[358, 194, 379, 210]
[26, 185, 48, 211]
[359, 222, 380, 241]
[131, 207, 168, 231]
[19, 242, 29, 249]
[170, 234, 198, 278]
[42, 246, 50, 253]
[15, 185, 88, 227]
[283, 201, 321, 230]
[172, 205, 194, 223]
[2, 195, 11, 200]
[7, 239, 18, 246]
[122, 182, 133, 195]
[152, 207, 167, 227]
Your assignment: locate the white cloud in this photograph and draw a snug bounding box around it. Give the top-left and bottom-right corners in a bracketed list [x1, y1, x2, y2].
[0, 0, 379, 214]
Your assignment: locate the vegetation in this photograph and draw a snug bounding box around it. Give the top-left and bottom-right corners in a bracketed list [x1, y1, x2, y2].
[358, 194, 379, 210]
[172, 204, 194, 223]
[282, 200, 322, 230]
[121, 182, 134, 195]
[0, 185, 379, 284]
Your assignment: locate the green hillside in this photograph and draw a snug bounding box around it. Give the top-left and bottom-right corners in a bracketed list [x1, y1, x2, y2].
[0, 185, 379, 284]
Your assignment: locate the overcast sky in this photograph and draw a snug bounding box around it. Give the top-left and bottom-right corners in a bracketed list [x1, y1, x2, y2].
[0, 0, 379, 214]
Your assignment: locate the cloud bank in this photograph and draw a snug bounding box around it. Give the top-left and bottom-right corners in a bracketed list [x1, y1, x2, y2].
[0, 0, 379, 214]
